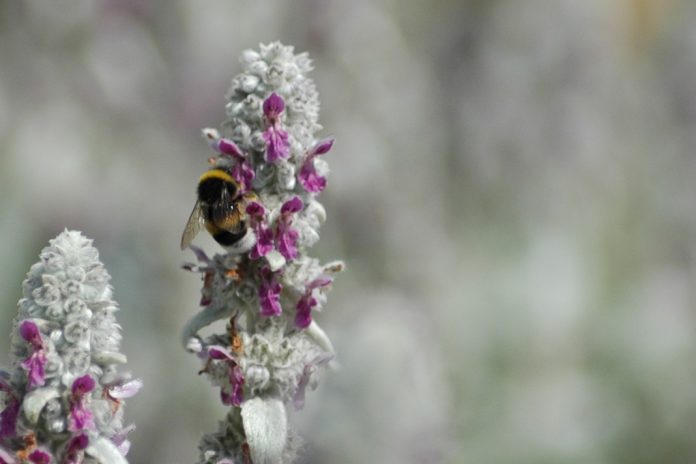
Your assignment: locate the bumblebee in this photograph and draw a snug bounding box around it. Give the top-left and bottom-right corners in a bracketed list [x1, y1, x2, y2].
[180, 167, 257, 252]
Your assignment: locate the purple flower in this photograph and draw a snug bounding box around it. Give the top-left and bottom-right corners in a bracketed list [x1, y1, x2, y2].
[246, 202, 273, 260]
[280, 196, 304, 215]
[111, 424, 136, 456]
[211, 138, 256, 192]
[295, 295, 317, 330]
[65, 434, 88, 464]
[208, 346, 244, 407]
[19, 321, 43, 350]
[27, 450, 52, 464]
[109, 379, 142, 399]
[245, 201, 265, 218]
[262, 92, 285, 122]
[299, 138, 334, 193]
[262, 93, 290, 162]
[105, 378, 142, 402]
[231, 161, 255, 193]
[67, 434, 89, 453]
[295, 276, 333, 329]
[293, 354, 333, 410]
[258, 268, 282, 317]
[207, 345, 233, 361]
[299, 162, 326, 193]
[21, 351, 47, 390]
[69, 375, 95, 432]
[227, 365, 245, 407]
[250, 226, 274, 260]
[19, 321, 46, 389]
[275, 196, 304, 261]
[276, 222, 300, 261]
[72, 375, 96, 396]
[215, 138, 244, 158]
[69, 402, 94, 432]
[263, 126, 290, 162]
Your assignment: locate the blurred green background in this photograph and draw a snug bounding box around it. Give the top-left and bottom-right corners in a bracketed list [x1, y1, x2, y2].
[1, 1, 696, 463]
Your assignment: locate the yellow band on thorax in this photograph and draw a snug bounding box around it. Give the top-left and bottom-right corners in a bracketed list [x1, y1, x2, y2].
[199, 169, 235, 184]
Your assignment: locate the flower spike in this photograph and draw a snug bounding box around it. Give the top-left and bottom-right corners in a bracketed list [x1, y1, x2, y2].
[183, 42, 344, 464]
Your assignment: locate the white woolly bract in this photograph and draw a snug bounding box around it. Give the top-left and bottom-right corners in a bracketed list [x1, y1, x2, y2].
[241, 397, 287, 464]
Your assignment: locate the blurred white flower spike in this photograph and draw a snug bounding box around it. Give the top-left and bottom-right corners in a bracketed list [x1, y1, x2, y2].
[181, 42, 344, 464]
[0, 230, 140, 464]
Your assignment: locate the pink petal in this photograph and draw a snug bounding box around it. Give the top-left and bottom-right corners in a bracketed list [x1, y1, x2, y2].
[69, 402, 94, 432]
[108, 379, 143, 399]
[295, 295, 317, 329]
[216, 138, 244, 159]
[298, 161, 327, 193]
[263, 127, 290, 162]
[250, 225, 274, 260]
[22, 351, 46, 389]
[27, 450, 52, 464]
[245, 201, 265, 218]
[207, 345, 234, 360]
[259, 280, 283, 317]
[263, 92, 285, 120]
[72, 375, 96, 396]
[310, 137, 335, 156]
[281, 196, 304, 215]
[19, 320, 42, 349]
[230, 365, 245, 407]
[276, 226, 299, 261]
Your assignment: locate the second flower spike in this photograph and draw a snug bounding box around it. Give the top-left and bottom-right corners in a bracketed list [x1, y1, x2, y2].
[0, 230, 140, 464]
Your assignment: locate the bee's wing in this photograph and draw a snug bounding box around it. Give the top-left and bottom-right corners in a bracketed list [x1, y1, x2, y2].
[180, 200, 205, 250]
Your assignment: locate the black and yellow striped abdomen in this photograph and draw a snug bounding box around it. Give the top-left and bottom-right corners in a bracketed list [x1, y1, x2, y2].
[197, 168, 247, 247]
[203, 205, 246, 246]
